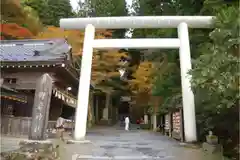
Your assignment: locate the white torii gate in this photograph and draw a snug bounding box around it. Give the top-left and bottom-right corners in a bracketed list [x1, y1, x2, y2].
[60, 16, 214, 143]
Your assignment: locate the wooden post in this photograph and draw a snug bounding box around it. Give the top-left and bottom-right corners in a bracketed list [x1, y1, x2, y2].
[103, 93, 110, 120]
[91, 92, 95, 125]
[152, 96, 161, 131]
[95, 95, 99, 123]
[109, 93, 112, 124]
[87, 93, 94, 128]
[144, 108, 148, 124]
[0, 78, 3, 86]
[164, 114, 168, 136]
[153, 97, 157, 131]
[169, 112, 173, 137]
[29, 74, 53, 140]
[180, 108, 184, 142]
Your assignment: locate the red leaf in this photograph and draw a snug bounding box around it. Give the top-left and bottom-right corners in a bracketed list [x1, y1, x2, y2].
[0, 23, 33, 38]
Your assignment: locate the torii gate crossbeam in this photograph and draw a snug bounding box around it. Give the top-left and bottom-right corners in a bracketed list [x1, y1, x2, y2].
[60, 16, 214, 143]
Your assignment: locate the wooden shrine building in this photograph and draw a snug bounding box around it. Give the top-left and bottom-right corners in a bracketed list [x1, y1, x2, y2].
[0, 39, 83, 135]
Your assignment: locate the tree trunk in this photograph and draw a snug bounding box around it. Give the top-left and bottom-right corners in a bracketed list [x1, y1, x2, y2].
[152, 114, 157, 131]
[95, 95, 99, 123]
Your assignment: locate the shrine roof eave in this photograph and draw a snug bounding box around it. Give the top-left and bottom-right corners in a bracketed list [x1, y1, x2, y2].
[0, 60, 66, 68]
[0, 62, 94, 91]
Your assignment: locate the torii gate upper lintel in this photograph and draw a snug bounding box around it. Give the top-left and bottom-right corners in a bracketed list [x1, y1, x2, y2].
[60, 16, 214, 143]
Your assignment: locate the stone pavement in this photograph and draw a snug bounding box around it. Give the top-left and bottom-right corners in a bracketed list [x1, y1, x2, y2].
[1, 136, 26, 153]
[1, 125, 207, 160]
[63, 125, 206, 160]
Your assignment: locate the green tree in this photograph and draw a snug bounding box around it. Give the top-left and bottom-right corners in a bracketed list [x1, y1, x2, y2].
[130, 0, 206, 109]
[131, 0, 239, 158]
[22, 0, 49, 25]
[90, 0, 128, 17]
[46, 0, 74, 26]
[190, 5, 239, 109]
[77, 0, 128, 38]
[189, 1, 239, 158]
[23, 0, 74, 26]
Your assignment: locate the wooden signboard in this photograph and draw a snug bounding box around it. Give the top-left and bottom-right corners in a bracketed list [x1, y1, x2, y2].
[164, 114, 170, 130]
[172, 111, 181, 133]
[171, 109, 184, 141]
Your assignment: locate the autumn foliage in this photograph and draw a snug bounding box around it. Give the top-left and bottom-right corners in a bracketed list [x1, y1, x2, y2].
[91, 49, 128, 88]
[0, 23, 34, 39]
[128, 61, 155, 94]
[36, 26, 112, 55]
[128, 61, 156, 107]
[36, 26, 129, 92]
[36, 26, 84, 55]
[1, 0, 42, 38]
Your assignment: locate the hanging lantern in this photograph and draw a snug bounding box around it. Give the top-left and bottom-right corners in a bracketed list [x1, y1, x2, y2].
[52, 88, 56, 94]
[58, 93, 61, 99]
[55, 91, 58, 97]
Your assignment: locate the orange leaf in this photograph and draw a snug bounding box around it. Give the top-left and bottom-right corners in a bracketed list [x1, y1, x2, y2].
[1, 23, 33, 38]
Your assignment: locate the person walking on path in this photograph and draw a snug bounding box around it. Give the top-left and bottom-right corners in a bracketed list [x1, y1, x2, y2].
[125, 116, 130, 131]
[56, 116, 65, 141]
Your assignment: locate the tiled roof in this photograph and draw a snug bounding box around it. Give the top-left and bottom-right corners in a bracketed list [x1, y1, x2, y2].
[0, 39, 71, 62]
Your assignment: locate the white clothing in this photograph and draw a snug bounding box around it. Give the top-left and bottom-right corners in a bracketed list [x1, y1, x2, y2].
[124, 117, 130, 130]
[125, 117, 129, 124]
[56, 117, 65, 128]
[125, 123, 129, 130]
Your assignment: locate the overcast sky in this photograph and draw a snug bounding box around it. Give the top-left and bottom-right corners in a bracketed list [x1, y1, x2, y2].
[70, 0, 133, 12]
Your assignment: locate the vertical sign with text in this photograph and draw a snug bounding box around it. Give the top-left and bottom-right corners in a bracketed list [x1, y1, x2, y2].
[29, 73, 53, 140]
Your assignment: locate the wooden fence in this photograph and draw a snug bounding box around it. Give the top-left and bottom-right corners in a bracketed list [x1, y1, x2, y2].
[1, 115, 56, 136]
